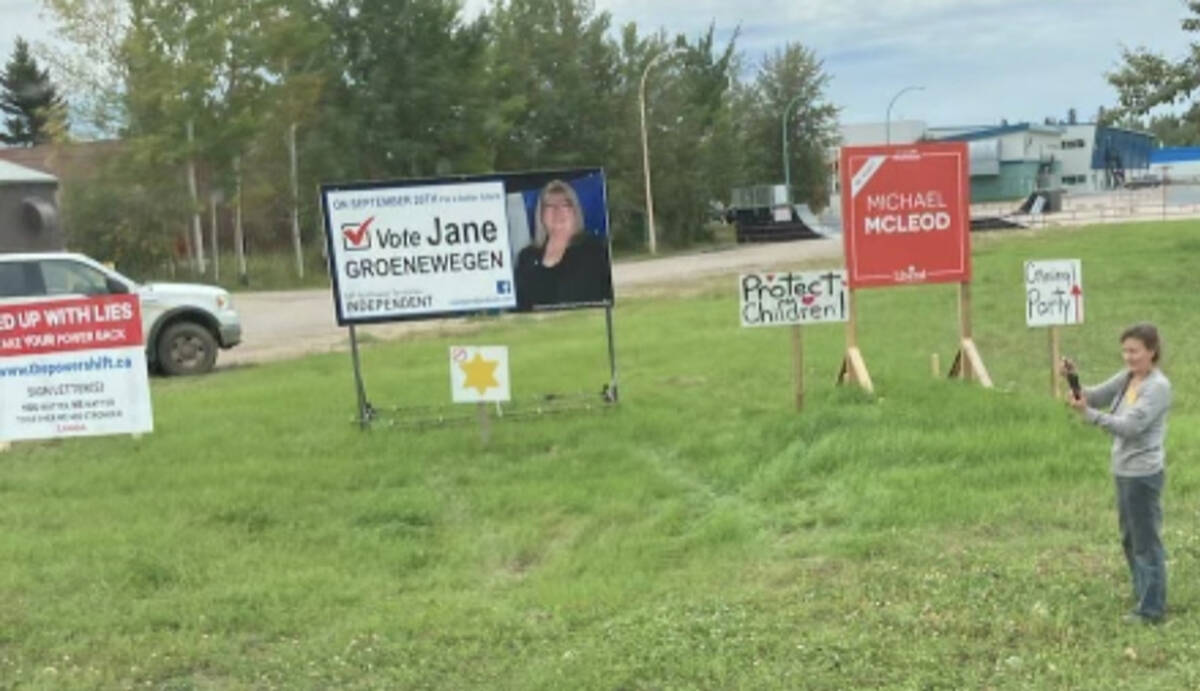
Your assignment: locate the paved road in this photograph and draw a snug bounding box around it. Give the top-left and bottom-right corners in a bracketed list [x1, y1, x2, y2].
[219, 237, 843, 368]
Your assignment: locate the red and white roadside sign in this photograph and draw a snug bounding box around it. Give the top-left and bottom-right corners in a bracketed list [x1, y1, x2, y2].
[840, 142, 971, 289]
[0, 294, 153, 442]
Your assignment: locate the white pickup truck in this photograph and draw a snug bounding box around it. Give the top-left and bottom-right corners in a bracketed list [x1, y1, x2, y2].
[0, 252, 241, 375]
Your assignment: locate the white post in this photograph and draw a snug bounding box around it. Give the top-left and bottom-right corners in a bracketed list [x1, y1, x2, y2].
[288, 121, 304, 279]
[234, 154, 247, 284]
[209, 191, 220, 282]
[186, 119, 206, 275]
[639, 50, 675, 256]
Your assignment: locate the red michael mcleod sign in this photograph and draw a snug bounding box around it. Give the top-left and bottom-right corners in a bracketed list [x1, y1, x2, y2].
[840, 142, 971, 289]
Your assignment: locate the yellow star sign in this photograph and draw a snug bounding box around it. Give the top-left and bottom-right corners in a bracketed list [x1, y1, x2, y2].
[450, 345, 510, 403]
[460, 352, 500, 394]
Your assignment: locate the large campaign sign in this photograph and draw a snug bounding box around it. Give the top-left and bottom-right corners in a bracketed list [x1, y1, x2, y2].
[840, 142, 971, 289]
[0, 295, 153, 441]
[321, 180, 516, 324]
[321, 168, 613, 324]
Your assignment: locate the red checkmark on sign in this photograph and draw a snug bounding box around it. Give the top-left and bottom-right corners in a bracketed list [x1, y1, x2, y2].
[343, 217, 374, 249]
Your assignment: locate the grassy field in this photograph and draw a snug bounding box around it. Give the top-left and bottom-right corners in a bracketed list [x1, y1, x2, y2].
[2, 221, 1198, 689]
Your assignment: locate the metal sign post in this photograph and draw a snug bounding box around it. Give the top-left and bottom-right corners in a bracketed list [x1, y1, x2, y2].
[604, 305, 620, 403]
[348, 325, 373, 429]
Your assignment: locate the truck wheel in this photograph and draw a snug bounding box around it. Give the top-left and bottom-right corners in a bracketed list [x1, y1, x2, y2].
[157, 322, 218, 376]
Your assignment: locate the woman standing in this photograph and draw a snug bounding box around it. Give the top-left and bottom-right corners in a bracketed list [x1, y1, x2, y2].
[1065, 323, 1172, 624]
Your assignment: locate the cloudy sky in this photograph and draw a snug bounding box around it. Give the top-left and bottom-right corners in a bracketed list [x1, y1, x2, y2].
[3, 1, 1193, 129]
[464, 0, 1193, 126]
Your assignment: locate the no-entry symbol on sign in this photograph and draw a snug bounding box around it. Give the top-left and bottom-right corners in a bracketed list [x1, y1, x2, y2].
[840, 142, 971, 289]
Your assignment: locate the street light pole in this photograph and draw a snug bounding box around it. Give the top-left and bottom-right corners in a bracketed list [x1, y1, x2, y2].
[885, 85, 925, 144]
[781, 93, 806, 193]
[639, 49, 678, 255]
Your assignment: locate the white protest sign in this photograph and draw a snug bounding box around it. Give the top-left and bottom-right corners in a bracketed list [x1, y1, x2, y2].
[322, 180, 516, 324]
[449, 345, 511, 403]
[0, 295, 153, 442]
[739, 270, 849, 327]
[1025, 259, 1083, 327]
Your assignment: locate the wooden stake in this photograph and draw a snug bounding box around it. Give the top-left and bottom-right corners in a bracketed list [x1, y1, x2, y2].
[958, 280, 974, 380]
[791, 325, 804, 411]
[837, 289, 874, 393]
[949, 282, 993, 388]
[1049, 326, 1062, 398]
[961, 339, 993, 388]
[477, 402, 491, 445]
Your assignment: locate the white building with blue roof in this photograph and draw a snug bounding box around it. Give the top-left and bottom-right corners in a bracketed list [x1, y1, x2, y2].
[1149, 147, 1200, 182]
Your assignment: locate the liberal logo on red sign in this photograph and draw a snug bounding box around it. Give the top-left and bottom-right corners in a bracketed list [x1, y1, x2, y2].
[839, 142, 971, 289]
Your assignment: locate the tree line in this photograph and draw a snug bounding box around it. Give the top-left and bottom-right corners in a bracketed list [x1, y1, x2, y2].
[21, 0, 838, 280]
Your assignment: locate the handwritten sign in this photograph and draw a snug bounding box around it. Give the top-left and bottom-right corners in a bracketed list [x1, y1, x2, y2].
[739, 270, 848, 327]
[1025, 259, 1083, 326]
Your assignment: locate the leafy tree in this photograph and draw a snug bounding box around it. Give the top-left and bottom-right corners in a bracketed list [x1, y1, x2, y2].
[41, 0, 128, 136]
[636, 26, 740, 246]
[487, 0, 622, 172]
[1146, 113, 1200, 146]
[737, 43, 838, 210]
[1107, 3, 1200, 143]
[324, 0, 491, 179]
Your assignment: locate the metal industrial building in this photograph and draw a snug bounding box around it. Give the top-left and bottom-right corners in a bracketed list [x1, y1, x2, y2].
[1149, 147, 1200, 182]
[1055, 124, 1155, 192]
[832, 121, 1156, 203]
[931, 123, 1064, 202]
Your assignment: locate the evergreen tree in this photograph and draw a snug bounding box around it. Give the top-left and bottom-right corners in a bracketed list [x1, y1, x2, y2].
[0, 37, 67, 145]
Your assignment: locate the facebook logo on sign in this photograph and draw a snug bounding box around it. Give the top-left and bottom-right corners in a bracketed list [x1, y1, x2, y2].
[496, 280, 512, 295]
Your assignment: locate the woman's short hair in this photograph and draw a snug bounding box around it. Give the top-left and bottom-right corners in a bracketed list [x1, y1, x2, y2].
[1121, 322, 1162, 363]
[533, 180, 585, 247]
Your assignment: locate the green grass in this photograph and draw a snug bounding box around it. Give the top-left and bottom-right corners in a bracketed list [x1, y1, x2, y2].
[2, 221, 1199, 689]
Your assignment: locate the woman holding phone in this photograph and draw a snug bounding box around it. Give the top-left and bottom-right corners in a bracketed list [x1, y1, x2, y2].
[1063, 323, 1172, 624]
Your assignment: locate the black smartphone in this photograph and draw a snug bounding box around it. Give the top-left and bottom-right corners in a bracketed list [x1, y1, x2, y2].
[1066, 372, 1082, 399]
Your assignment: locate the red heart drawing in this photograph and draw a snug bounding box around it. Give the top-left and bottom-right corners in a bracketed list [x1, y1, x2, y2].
[766, 274, 775, 281]
[802, 294, 816, 306]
